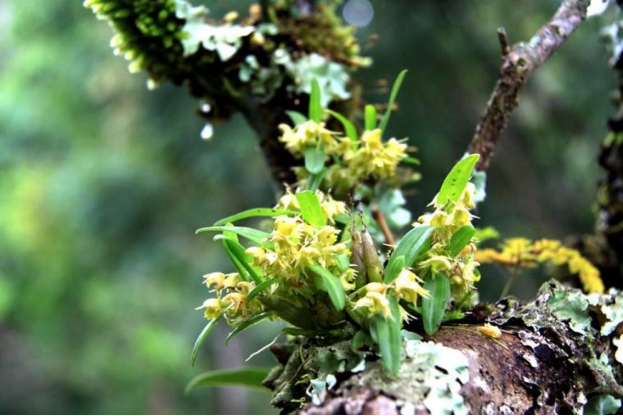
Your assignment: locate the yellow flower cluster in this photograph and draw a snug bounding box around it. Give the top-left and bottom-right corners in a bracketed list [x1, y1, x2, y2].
[476, 238, 604, 294]
[245, 216, 354, 288]
[278, 121, 346, 157]
[275, 189, 347, 224]
[344, 129, 407, 180]
[354, 268, 430, 319]
[415, 184, 481, 292]
[418, 183, 476, 243]
[278, 122, 409, 182]
[196, 272, 262, 325]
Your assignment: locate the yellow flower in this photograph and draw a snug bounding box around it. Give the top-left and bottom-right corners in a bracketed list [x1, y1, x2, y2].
[419, 255, 452, 274]
[203, 272, 225, 291]
[393, 269, 429, 303]
[355, 291, 391, 318]
[476, 237, 604, 294]
[345, 129, 407, 180]
[223, 273, 241, 289]
[460, 183, 477, 210]
[278, 121, 337, 156]
[222, 292, 247, 315]
[245, 246, 266, 266]
[196, 298, 223, 320]
[363, 282, 387, 294]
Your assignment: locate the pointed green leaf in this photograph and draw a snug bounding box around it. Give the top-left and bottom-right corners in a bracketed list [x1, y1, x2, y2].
[305, 143, 325, 174]
[448, 225, 476, 258]
[385, 226, 435, 283]
[196, 226, 270, 244]
[220, 237, 263, 284]
[309, 79, 322, 122]
[308, 264, 345, 311]
[185, 368, 270, 394]
[286, 110, 307, 126]
[422, 273, 451, 336]
[226, 312, 273, 345]
[247, 277, 276, 301]
[365, 104, 377, 131]
[370, 294, 402, 375]
[295, 190, 326, 227]
[326, 109, 358, 142]
[379, 69, 407, 133]
[307, 168, 328, 192]
[220, 236, 251, 282]
[191, 313, 224, 366]
[437, 154, 480, 206]
[214, 208, 297, 226]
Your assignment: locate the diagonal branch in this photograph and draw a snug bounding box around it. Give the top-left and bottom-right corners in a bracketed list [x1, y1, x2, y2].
[467, 0, 591, 171]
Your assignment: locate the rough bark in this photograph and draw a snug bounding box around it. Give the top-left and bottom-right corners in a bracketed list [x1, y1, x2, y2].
[266, 282, 623, 415]
[467, 0, 590, 171]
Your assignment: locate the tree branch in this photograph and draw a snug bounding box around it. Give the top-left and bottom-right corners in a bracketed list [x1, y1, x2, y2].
[467, 0, 590, 171]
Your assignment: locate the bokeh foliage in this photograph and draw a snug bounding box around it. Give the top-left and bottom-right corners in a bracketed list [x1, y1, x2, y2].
[0, 0, 614, 413]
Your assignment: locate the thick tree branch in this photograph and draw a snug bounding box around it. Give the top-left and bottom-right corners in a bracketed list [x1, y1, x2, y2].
[468, 0, 590, 171]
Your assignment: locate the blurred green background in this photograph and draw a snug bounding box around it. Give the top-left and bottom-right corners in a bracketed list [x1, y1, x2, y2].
[0, 0, 614, 413]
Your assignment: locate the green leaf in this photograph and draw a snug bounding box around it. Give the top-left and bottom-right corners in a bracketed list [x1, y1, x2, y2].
[305, 143, 325, 174]
[385, 226, 435, 283]
[384, 255, 405, 284]
[286, 110, 307, 126]
[379, 69, 407, 133]
[309, 78, 322, 123]
[422, 273, 451, 336]
[584, 394, 621, 415]
[370, 294, 402, 375]
[214, 208, 297, 226]
[247, 277, 276, 301]
[295, 191, 326, 227]
[364, 105, 377, 131]
[196, 226, 270, 244]
[307, 168, 327, 192]
[220, 236, 251, 282]
[185, 368, 270, 394]
[260, 296, 316, 329]
[191, 313, 224, 366]
[220, 237, 263, 284]
[436, 154, 480, 206]
[448, 225, 476, 258]
[226, 312, 273, 345]
[401, 156, 420, 166]
[308, 264, 345, 311]
[326, 109, 358, 142]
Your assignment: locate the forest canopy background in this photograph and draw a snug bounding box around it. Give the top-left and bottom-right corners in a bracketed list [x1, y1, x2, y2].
[0, 0, 615, 413]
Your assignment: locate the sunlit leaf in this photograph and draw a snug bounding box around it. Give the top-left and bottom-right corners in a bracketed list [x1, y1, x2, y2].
[401, 156, 420, 166]
[191, 313, 224, 366]
[295, 191, 326, 227]
[196, 226, 270, 244]
[214, 208, 297, 226]
[370, 294, 401, 375]
[365, 105, 377, 131]
[379, 69, 407, 133]
[226, 312, 273, 345]
[309, 79, 322, 122]
[305, 143, 325, 174]
[385, 226, 435, 283]
[422, 273, 451, 336]
[384, 255, 405, 283]
[436, 154, 480, 206]
[185, 368, 271, 394]
[448, 225, 475, 258]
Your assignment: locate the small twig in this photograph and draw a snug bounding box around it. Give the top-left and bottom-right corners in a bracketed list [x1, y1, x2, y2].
[497, 27, 510, 56]
[467, 0, 591, 171]
[372, 209, 395, 246]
